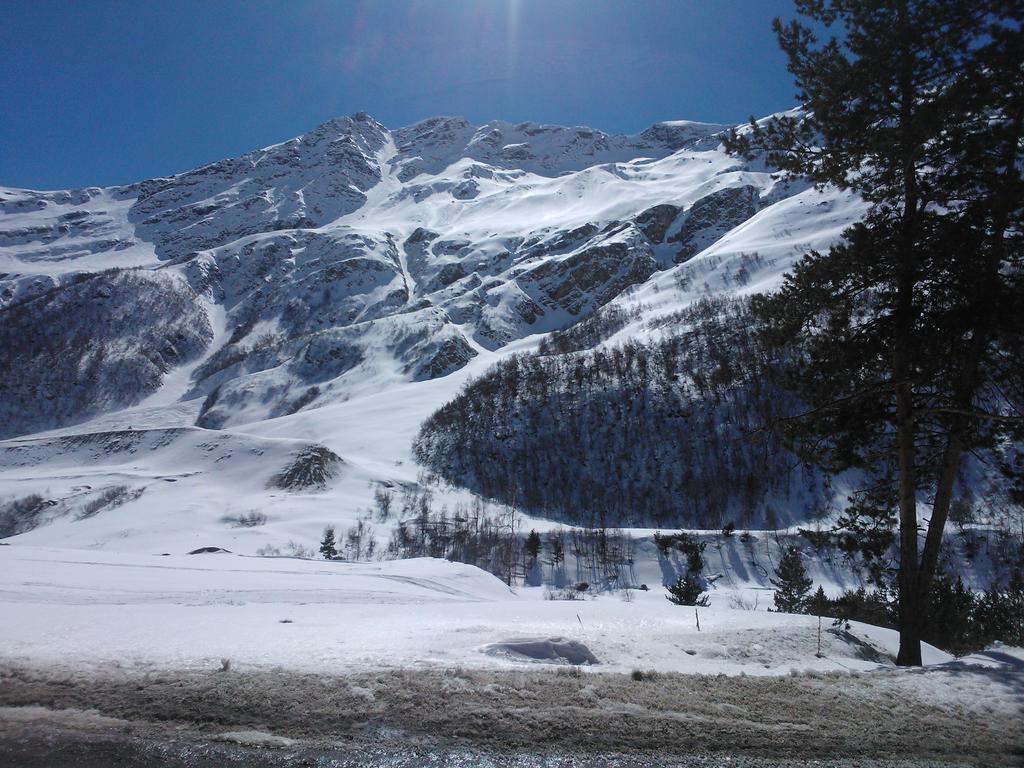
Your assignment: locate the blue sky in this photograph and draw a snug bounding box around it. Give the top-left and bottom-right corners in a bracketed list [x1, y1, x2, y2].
[1, 0, 800, 189]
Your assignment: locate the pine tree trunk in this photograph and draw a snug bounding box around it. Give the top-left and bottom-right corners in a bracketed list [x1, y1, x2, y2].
[894, 255, 923, 661]
[894, 5, 923, 667]
[919, 432, 962, 619]
[894, 256, 922, 667]
[895, 383, 923, 667]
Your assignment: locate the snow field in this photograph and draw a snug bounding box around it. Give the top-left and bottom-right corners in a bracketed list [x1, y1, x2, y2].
[1, 546, 1018, 692]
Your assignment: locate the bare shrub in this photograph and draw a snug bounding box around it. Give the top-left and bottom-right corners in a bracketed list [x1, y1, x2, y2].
[0, 494, 49, 537]
[256, 540, 314, 558]
[221, 511, 268, 528]
[543, 587, 582, 601]
[78, 485, 144, 520]
[729, 592, 761, 611]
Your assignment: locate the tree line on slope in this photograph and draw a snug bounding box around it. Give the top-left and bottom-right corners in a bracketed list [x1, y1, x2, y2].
[769, 544, 1024, 656]
[380, 487, 637, 589]
[415, 296, 825, 529]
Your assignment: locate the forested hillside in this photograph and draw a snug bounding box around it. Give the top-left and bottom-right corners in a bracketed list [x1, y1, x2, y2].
[415, 297, 831, 528]
[0, 269, 212, 438]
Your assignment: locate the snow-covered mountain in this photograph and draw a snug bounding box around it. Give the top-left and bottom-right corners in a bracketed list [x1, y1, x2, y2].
[0, 111, 868, 554]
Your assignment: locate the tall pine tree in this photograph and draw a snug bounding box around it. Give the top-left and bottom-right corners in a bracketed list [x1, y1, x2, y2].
[726, 0, 1024, 665]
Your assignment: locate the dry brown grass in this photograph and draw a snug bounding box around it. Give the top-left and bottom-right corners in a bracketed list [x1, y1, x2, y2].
[1, 663, 1020, 765]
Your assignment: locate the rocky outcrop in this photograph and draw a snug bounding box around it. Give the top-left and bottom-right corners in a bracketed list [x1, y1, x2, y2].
[412, 335, 477, 381]
[520, 234, 658, 317]
[671, 186, 762, 262]
[635, 204, 683, 243]
[130, 114, 389, 259]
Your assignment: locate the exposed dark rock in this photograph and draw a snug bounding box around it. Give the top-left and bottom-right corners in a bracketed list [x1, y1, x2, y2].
[635, 204, 682, 243]
[436, 262, 467, 287]
[638, 120, 726, 150]
[523, 239, 657, 317]
[671, 185, 761, 263]
[412, 335, 477, 381]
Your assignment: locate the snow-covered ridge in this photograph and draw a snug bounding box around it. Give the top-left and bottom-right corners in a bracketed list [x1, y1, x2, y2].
[0, 111, 851, 434]
[0, 110, 866, 551]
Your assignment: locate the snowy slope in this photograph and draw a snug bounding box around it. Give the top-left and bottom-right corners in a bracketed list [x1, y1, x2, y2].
[0, 110, 873, 558]
[0, 111, 856, 435]
[0, 544, 971, 678]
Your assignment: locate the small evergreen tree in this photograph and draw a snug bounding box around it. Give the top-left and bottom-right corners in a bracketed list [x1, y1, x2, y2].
[771, 545, 812, 613]
[808, 585, 829, 616]
[320, 525, 338, 560]
[831, 586, 897, 631]
[525, 529, 541, 561]
[547, 529, 565, 568]
[975, 575, 1024, 648]
[924, 573, 978, 656]
[666, 573, 710, 607]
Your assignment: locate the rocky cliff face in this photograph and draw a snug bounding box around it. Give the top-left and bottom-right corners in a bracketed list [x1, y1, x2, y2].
[0, 111, 848, 438]
[130, 114, 390, 261]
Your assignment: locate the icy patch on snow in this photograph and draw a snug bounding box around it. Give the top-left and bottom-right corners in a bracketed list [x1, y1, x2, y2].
[215, 729, 295, 748]
[483, 636, 599, 666]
